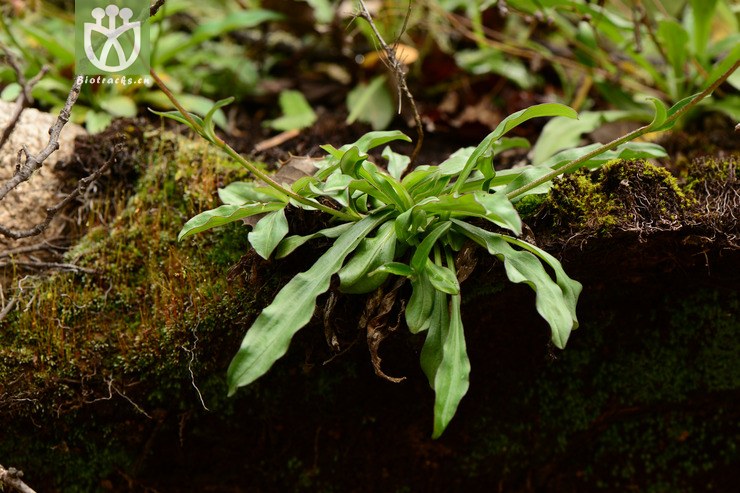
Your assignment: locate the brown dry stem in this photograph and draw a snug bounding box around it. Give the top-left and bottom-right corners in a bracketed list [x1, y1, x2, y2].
[0, 465, 37, 493]
[357, 0, 423, 166]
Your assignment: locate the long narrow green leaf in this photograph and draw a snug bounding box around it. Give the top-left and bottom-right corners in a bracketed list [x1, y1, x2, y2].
[420, 290, 470, 438]
[227, 212, 390, 394]
[274, 223, 353, 259]
[453, 103, 578, 192]
[178, 203, 284, 240]
[452, 220, 576, 348]
[350, 130, 412, 153]
[419, 290, 448, 385]
[411, 222, 452, 272]
[504, 236, 582, 330]
[248, 209, 290, 260]
[406, 268, 435, 334]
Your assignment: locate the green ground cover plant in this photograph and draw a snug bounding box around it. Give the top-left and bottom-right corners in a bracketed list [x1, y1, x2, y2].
[153, 52, 738, 436]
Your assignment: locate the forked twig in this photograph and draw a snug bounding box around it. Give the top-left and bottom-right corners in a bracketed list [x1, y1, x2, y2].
[0, 77, 81, 204]
[357, 0, 423, 165]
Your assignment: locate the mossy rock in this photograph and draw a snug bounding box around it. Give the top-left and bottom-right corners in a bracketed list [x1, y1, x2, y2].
[1, 136, 738, 492]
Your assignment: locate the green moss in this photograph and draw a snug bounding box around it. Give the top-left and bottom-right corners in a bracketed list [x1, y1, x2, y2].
[544, 159, 694, 234]
[0, 133, 261, 489]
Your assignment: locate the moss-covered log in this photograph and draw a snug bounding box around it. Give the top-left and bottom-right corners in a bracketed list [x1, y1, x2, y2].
[1, 133, 738, 492]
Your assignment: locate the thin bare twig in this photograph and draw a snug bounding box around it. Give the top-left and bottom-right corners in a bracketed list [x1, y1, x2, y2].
[0, 142, 119, 240]
[0, 241, 65, 260]
[0, 296, 17, 323]
[0, 465, 38, 493]
[0, 77, 81, 204]
[0, 43, 49, 153]
[0, 260, 96, 274]
[357, 0, 423, 165]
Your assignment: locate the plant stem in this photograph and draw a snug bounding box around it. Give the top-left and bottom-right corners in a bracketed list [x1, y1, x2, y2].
[149, 69, 359, 222]
[506, 58, 739, 200]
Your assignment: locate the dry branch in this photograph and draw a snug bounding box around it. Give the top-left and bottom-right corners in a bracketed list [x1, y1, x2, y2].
[0, 77, 81, 204]
[0, 143, 119, 240]
[357, 0, 423, 165]
[0, 465, 38, 493]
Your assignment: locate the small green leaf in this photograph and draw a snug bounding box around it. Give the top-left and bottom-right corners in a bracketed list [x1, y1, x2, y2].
[339, 146, 367, 178]
[338, 221, 397, 294]
[383, 146, 411, 180]
[179, 203, 284, 240]
[248, 209, 290, 260]
[347, 75, 395, 130]
[149, 108, 204, 131]
[646, 97, 668, 131]
[204, 97, 236, 141]
[425, 259, 460, 295]
[406, 269, 435, 333]
[145, 92, 228, 130]
[651, 93, 700, 132]
[267, 91, 317, 131]
[99, 95, 137, 118]
[369, 262, 414, 278]
[227, 212, 390, 395]
[1, 83, 22, 102]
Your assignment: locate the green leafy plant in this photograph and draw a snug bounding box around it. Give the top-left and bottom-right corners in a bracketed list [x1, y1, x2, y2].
[0, 1, 281, 132]
[152, 49, 737, 437]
